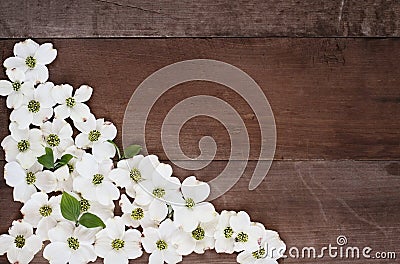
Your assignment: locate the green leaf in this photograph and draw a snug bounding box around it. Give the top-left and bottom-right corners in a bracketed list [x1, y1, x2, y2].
[107, 140, 121, 160]
[59, 154, 74, 165]
[79, 212, 106, 228]
[54, 154, 74, 170]
[61, 192, 81, 222]
[37, 147, 55, 169]
[124, 144, 142, 159]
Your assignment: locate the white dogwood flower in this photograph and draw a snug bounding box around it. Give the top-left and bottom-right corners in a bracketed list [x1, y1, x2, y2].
[43, 221, 98, 264]
[108, 155, 145, 198]
[174, 214, 218, 255]
[10, 82, 55, 129]
[173, 176, 215, 232]
[119, 194, 155, 229]
[95, 217, 143, 264]
[1, 123, 45, 169]
[75, 114, 117, 149]
[52, 84, 92, 123]
[3, 39, 57, 84]
[0, 68, 34, 109]
[214, 210, 237, 254]
[4, 161, 57, 203]
[0, 220, 42, 264]
[41, 119, 74, 159]
[74, 153, 119, 206]
[134, 163, 181, 222]
[142, 219, 182, 264]
[21, 192, 62, 240]
[237, 229, 286, 264]
[230, 211, 265, 252]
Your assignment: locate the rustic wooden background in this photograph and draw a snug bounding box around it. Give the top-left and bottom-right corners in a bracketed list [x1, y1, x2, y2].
[1, 1, 400, 263]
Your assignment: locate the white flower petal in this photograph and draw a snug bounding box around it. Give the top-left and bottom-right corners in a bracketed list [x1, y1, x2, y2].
[48, 222, 74, 242]
[9, 220, 33, 237]
[25, 65, 49, 84]
[0, 80, 12, 96]
[10, 107, 33, 129]
[13, 183, 36, 203]
[34, 43, 57, 65]
[71, 245, 97, 263]
[93, 141, 116, 162]
[57, 120, 73, 138]
[17, 151, 37, 170]
[9, 123, 26, 142]
[215, 237, 235, 254]
[25, 234, 43, 253]
[105, 217, 125, 239]
[20, 82, 34, 97]
[74, 114, 96, 134]
[74, 226, 98, 244]
[36, 217, 58, 241]
[149, 199, 168, 222]
[6, 93, 24, 109]
[182, 176, 210, 203]
[173, 208, 198, 232]
[7, 246, 36, 264]
[4, 57, 27, 70]
[123, 229, 143, 259]
[76, 153, 98, 177]
[74, 85, 93, 103]
[94, 234, 112, 258]
[32, 107, 53, 126]
[99, 121, 117, 141]
[141, 228, 159, 253]
[74, 133, 90, 149]
[158, 219, 176, 239]
[196, 202, 216, 223]
[173, 232, 195, 256]
[14, 39, 38, 58]
[108, 168, 131, 188]
[4, 161, 26, 187]
[1, 136, 18, 162]
[35, 171, 57, 193]
[104, 250, 128, 264]
[70, 102, 91, 123]
[43, 241, 71, 263]
[6, 68, 25, 82]
[35, 82, 55, 108]
[54, 165, 69, 181]
[134, 184, 154, 206]
[52, 84, 73, 104]
[54, 104, 70, 120]
[163, 249, 183, 264]
[230, 211, 251, 232]
[138, 155, 160, 180]
[148, 250, 164, 264]
[96, 181, 119, 205]
[0, 235, 13, 254]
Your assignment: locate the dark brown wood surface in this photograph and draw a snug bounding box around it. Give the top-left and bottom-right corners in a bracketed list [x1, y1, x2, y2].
[0, 0, 400, 37]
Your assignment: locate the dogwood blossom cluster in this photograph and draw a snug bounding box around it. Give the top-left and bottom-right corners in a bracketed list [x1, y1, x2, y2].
[0, 39, 286, 264]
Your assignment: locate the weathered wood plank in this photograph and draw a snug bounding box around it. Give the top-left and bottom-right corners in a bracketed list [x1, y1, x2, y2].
[0, 0, 399, 38]
[2, 38, 400, 161]
[1, 160, 399, 263]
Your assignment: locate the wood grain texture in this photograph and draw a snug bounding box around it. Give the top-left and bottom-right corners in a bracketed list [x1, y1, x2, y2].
[1, 38, 400, 161]
[1, 160, 399, 263]
[0, 0, 399, 38]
